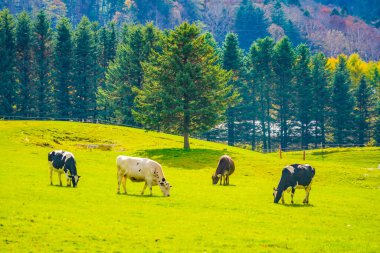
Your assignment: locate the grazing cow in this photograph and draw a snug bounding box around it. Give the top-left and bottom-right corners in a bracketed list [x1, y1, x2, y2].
[117, 156, 171, 197]
[48, 150, 80, 187]
[212, 155, 235, 185]
[273, 164, 315, 204]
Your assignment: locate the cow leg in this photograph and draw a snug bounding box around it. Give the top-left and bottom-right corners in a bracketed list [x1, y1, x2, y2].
[148, 182, 153, 196]
[117, 171, 125, 194]
[304, 185, 311, 204]
[141, 182, 147, 195]
[58, 173, 62, 186]
[66, 173, 71, 187]
[227, 175, 229, 185]
[291, 188, 295, 204]
[122, 175, 127, 194]
[281, 192, 285, 204]
[49, 167, 53, 185]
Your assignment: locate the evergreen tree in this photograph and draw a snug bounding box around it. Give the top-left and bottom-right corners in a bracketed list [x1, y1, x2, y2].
[271, 1, 302, 45]
[53, 17, 73, 118]
[32, 10, 52, 117]
[331, 55, 354, 145]
[250, 37, 275, 151]
[294, 44, 313, 149]
[16, 12, 32, 116]
[222, 33, 242, 146]
[354, 76, 372, 145]
[374, 101, 380, 145]
[72, 16, 98, 119]
[235, 0, 269, 51]
[99, 23, 161, 124]
[0, 9, 16, 115]
[272, 37, 294, 150]
[311, 53, 329, 148]
[241, 53, 259, 150]
[134, 22, 235, 149]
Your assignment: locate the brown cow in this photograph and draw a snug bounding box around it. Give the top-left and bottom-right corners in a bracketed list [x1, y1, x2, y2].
[212, 155, 235, 185]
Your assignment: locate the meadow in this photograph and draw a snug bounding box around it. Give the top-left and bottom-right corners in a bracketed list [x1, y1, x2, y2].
[0, 121, 380, 252]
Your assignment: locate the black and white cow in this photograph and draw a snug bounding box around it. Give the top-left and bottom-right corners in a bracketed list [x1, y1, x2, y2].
[212, 155, 235, 185]
[48, 150, 80, 187]
[273, 164, 315, 204]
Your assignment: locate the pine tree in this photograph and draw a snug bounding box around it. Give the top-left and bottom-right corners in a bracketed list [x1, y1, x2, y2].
[99, 23, 161, 124]
[134, 22, 235, 150]
[294, 44, 313, 149]
[15, 12, 33, 117]
[331, 55, 354, 145]
[240, 54, 258, 150]
[374, 101, 380, 145]
[235, 0, 269, 51]
[271, 1, 302, 45]
[0, 9, 16, 115]
[311, 53, 329, 148]
[53, 17, 73, 118]
[72, 16, 98, 119]
[250, 37, 275, 151]
[272, 37, 294, 150]
[222, 33, 242, 146]
[32, 10, 52, 117]
[354, 76, 372, 145]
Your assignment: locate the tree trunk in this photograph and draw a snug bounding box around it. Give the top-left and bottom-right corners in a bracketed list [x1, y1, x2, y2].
[251, 116, 256, 150]
[184, 131, 190, 150]
[184, 95, 190, 150]
[227, 107, 235, 146]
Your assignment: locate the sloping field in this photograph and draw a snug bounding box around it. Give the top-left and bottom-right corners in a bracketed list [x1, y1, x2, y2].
[0, 121, 379, 252]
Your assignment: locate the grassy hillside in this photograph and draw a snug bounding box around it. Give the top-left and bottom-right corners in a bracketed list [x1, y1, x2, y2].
[0, 121, 380, 252]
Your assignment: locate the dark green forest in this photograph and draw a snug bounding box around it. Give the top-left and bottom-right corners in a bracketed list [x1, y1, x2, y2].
[0, 9, 379, 150]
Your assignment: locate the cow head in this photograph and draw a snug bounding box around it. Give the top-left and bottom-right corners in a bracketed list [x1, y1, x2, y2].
[158, 178, 171, 197]
[273, 187, 282, 203]
[70, 175, 81, 187]
[48, 151, 55, 162]
[212, 174, 221, 185]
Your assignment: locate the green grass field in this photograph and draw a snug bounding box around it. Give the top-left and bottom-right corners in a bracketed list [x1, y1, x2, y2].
[1, 121, 380, 252]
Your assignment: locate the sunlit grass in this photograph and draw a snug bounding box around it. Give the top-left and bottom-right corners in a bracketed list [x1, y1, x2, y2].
[0, 120, 379, 252]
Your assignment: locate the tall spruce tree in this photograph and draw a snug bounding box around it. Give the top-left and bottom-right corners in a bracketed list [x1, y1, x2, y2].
[250, 37, 275, 151]
[99, 23, 161, 124]
[134, 22, 235, 149]
[0, 9, 16, 115]
[73, 16, 98, 119]
[54, 17, 73, 118]
[241, 53, 259, 150]
[311, 53, 329, 148]
[294, 44, 313, 149]
[234, 0, 269, 51]
[32, 10, 52, 117]
[16, 12, 32, 116]
[375, 101, 380, 145]
[222, 33, 242, 146]
[272, 37, 294, 150]
[331, 55, 354, 145]
[354, 76, 372, 145]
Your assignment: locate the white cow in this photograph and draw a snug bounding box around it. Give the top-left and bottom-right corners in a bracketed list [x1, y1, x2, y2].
[116, 155, 171, 197]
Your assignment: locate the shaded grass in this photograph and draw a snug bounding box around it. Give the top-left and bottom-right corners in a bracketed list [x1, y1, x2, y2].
[0, 121, 380, 252]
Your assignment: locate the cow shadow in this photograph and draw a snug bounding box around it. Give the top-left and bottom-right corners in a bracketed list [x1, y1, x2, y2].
[117, 193, 163, 198]
[136, 148, 231, 170]
[282, 203, 314, 208]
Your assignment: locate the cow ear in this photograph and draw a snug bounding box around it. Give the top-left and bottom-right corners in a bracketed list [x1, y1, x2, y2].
[78, 176, 81, 178]
[273, 187, 276, 191]
[217, 174, 221, 178]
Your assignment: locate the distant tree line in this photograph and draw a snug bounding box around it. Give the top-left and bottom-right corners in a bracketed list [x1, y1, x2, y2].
[0, 9, 379, 150]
